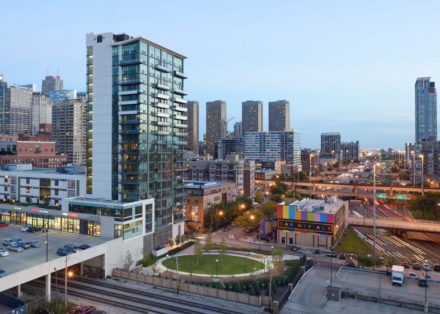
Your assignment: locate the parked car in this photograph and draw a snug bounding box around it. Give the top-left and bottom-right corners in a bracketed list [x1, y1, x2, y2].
[64, 244, 79, 252]
[30, 241, 42, 248]
[0, 223, 8, 228]
[0, 269, 8, 278]
[346, 261, 356, 268]
[7, 245, 24, 252]
[408, 273, 417, 279]
[434, 264, 440, 272]
[413, 264, 422, 270]
[28, 226, 42, 233]
[418, 279, 428, 288]
[17, 241, 31, 249]
[78, 244, 91, 250]
[21, 226, 29, 232]
[402, 262, 410, 269]
[3, 238, 14, 246]
[35, 309, 55, 314]
[0, 249, 9, 257]
[423, 264, 431, 271]
[326, 252, 337, 258]
[56, 248, 72, 256]
[314, 249, 321, 254]
[339, 254, 346, 260]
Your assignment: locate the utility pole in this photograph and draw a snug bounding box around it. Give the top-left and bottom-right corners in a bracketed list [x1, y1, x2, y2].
[64, 256, 68, 306]
[309, 154, 314, 198]
[176, 255, 180, 294]
[420, 154, 425, 196]
[45, 227, 49, 262]
[373, 162, 377, 257]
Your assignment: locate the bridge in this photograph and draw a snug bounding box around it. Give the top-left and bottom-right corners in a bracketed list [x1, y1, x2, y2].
[349, 217, 440, 233]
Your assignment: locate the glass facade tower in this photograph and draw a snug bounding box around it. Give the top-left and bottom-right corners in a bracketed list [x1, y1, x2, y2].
[86, 33, 187, 244]
[415, 77, 437, 143]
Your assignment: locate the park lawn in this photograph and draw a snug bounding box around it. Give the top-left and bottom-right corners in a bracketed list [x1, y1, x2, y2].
[337, 228, 371, 256]
[163, 254, 264, 275]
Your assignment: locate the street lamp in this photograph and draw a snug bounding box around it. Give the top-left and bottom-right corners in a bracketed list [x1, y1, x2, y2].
[64, 257, 74, 307]
[215, 258, 219, 278]
[410, 150, 415, 186]
[240, 203, 246, 210]
[373, 162, 377, 257]
[309, 154, 314, 198]
[419, 154, 424, 196]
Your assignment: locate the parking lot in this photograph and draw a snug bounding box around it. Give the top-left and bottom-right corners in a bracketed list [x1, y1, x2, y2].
[0, 224, 107, 275]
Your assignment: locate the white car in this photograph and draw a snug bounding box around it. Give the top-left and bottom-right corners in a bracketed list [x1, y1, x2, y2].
[0, 250, 9, 257]
[20, 227, 29, 232]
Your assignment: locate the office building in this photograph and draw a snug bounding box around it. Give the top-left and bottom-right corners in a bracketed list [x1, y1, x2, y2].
[242, 100, 263, 135]
[320, 132, 341, 159]
[31, 92, 52, 135]
[216, 137, 244, 160]
[234, 122, 243, 138]
[341, 141, 360, 162]
[186, 101, 199, 154]
[244, 130, 301, 166]
[277, 199, 348, 249]
[185, 181, 238, 230]
[185, 156, 255, 196]
[206, 100, 227, 156]
[85, 32, 187, 247]
[49, 89, 77, 105]
[269, 100, 290, 131]
[0, 164, 85, 207]
[0, 140, 67, 168]
[52, 99, 86, 165]
[42, 75, 63, 97]
[301, 149, 319, 173]
[415, 77, 437, 143]
[0, 77, 33, 135]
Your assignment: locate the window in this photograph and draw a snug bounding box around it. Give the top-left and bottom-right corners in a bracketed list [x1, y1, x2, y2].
[25, 187, 30, 193]
[54, 180, 59, 186]
[54, 189, 59, 196]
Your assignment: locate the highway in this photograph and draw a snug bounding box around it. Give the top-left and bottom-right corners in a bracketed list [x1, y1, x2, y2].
[349, 217, 440, 233]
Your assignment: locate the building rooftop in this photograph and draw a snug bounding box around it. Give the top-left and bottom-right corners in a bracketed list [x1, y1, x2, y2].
[0, 164, 85, 175]
[184, 180, 225, 189]
[284, 199, 344, 214]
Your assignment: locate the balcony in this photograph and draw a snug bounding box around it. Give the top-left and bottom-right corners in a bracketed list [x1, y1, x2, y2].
[173, 105, 188, 112]
[174, 141, 187, 146]
[173, 114, 187, 121]
[119, 79, 146, 85]
[174, 98, 187, 104]
[118, 89, 146, 96]
[155, 65, 171, 73]
[119, 129, 141, 135]
[118, 110, 139, 115]
[118, 100, 139, 106]
[175, 132, 188, 137]
[153, 103, 170, 109]
[156, 83, 171, 91]
[119, 119, 140, 125]
[155, 121, 170, 127]
[152, 112, 170, 118]
[173, 89, 188, 96]
[174, 123, 188, 129]
[156, 93, 170, 100]
[173, 71, 188, 79]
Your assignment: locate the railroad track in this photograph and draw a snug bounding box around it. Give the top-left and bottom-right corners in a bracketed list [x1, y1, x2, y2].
[72, 276, 244, 314]
[30, 281, 159, 314]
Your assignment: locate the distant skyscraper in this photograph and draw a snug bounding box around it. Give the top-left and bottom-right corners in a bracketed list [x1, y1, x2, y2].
[244, 130, 301, 165]
[49, 89, 77, 105]
[242, 100, 263, 135]
[52, 99, 86, 164]
[187, 101, 199, 154]
[31, 92, 52, 135]
[341, 141, 360, 162]
[206, 100, 227, 156]
[42, 75, 63, 97]
[234, 122, 243, 138]
[415, 77, 437, 143]
[321, 132, 341, 159]
[216, 137, 244, 160]
[269, 100, 290, 131]
[0, 76, 33, 135]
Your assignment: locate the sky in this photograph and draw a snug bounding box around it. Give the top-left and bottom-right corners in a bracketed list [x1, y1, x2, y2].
[1, 0, 440, 149]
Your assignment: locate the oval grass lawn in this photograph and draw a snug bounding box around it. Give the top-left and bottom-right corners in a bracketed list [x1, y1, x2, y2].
[163, 254, 264, 275]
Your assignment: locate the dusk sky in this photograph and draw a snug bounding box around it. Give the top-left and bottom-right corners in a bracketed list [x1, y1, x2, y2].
[2, 0, 440, 149]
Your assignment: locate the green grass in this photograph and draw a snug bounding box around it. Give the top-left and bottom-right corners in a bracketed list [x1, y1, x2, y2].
[337, 228, 371, 255]
[163, 254, 264, 275]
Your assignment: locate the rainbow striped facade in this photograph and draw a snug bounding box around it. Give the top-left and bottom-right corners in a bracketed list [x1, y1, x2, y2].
[276, 204, 334, 223]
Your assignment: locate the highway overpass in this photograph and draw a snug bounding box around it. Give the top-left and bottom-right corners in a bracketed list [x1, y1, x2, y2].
[349, 217, 440, 233]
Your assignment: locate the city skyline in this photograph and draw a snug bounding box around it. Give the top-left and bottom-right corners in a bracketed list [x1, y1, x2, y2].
[2, 1, 440, 149]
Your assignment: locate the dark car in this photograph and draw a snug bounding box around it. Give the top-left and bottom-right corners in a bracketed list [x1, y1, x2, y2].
[69, 305, 97, 314]
[78, 244, 91, 250]
[0, 269, 8, 278]
[314, 249, 321, 254]
[56, 248, 72, 256]
[339, 254, 346, 260]
[17, 241, 32, 249]
[413, 264, 422, 270]
[30, 241, 42, 248]
[326, 252, 337, 258]
[418, 279, 428, 288]
[35, 309, 55, 314]
[402, 262, 410, 269]
[346, 261, 356, 268]
[434, 265, 440, 272]
[64, 244, 79, 252]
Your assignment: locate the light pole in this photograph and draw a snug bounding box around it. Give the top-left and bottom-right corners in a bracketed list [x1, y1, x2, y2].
[215, 258, 219, 278]
[373, 162, 377, 257]
[411, 150, 415, 186]
[45, 227, 49, 262]
[176, 255, 180, 294]
[309, 154, 314, 198]
[419, 154, 424, 196]
[268, 245, 274, 312]
[330, 256, 333, 287]
[64, 257, 74, 307]
[54, 267, 58, 298]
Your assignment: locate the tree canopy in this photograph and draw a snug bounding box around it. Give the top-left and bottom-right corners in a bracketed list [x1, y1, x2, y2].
[408, 192, 440, 221]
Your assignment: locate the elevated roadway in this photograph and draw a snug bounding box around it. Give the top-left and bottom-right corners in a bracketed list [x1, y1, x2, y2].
[349, 217, 440, 233]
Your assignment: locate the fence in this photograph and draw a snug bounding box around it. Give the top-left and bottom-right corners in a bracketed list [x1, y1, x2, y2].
[112, 269, 270, 307]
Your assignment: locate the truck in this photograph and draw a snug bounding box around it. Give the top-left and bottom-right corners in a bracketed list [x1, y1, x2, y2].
[391, 265, 405, 286]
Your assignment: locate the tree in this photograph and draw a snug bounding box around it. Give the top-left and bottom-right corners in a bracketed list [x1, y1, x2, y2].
[385, 256, 397, 272]
[398, 171, 410, 181]
[270, 194, 283, 203]
[232, 209, 264, 231]
[409, 192, 440, 221]
[204, 232, 214, 251]
[194, 240, 203, 265]
[271, 182, 288, 195]
[254, 191, 263, 203]
[390, 166, 400, 173]
[124, 250, 134, 270]
[358, 256, 374, 268]
[298, 171, 308, 182]
[261, 200, 277, 219]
